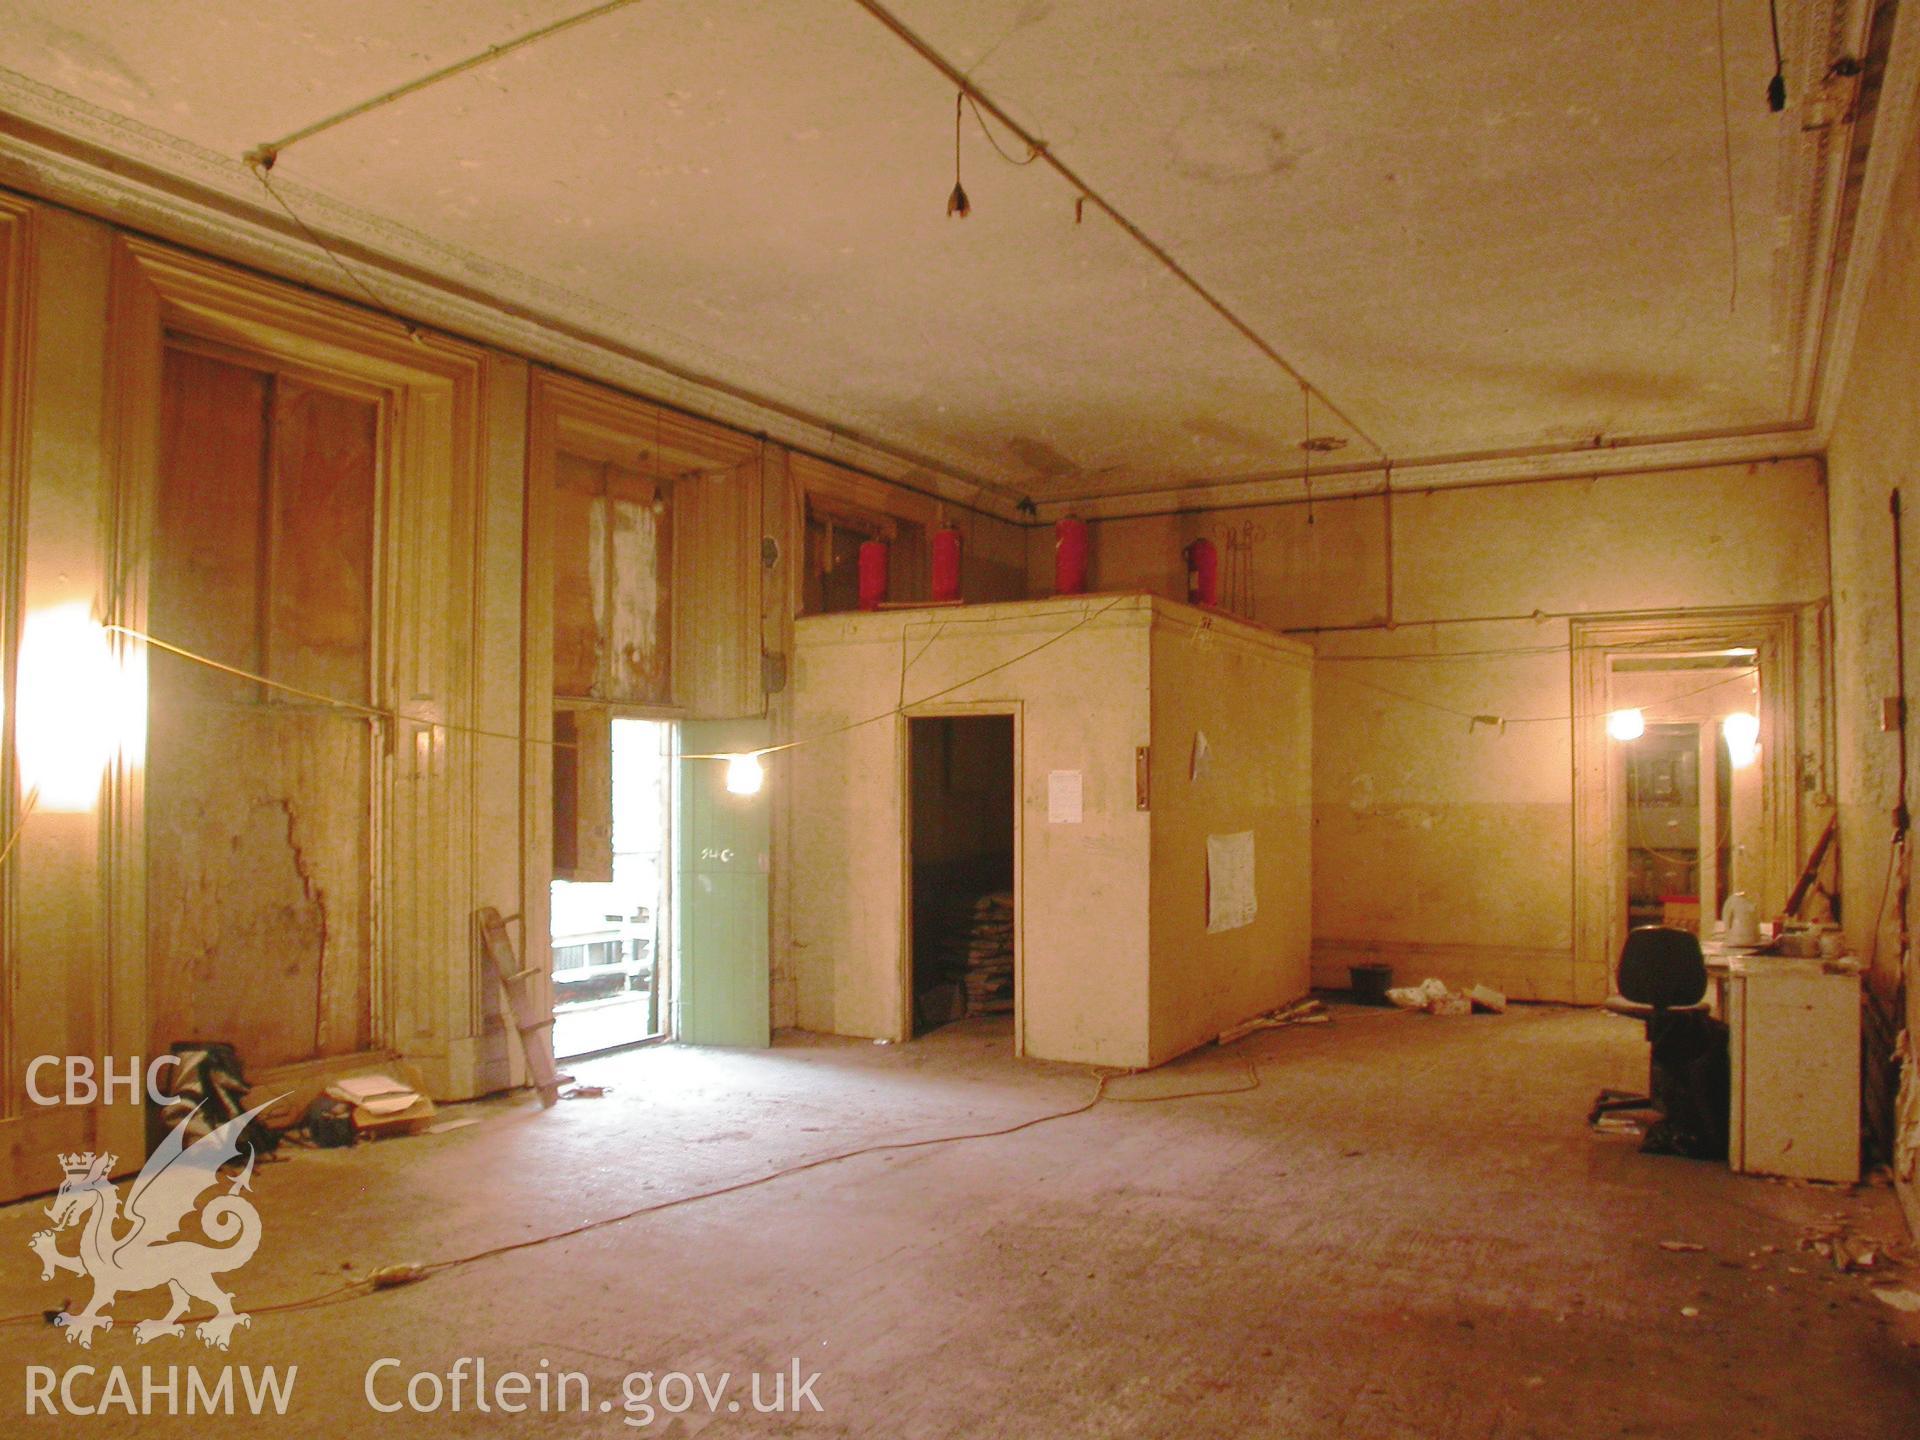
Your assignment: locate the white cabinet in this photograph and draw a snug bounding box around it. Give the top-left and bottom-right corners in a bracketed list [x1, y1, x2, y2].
[1727, 959, 1860, 1183]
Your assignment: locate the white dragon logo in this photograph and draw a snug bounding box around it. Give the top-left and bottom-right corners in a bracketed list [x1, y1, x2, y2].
[27, 1099, 278, 1350]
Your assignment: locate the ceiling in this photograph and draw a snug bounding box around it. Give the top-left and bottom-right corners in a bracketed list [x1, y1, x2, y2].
[0, 0, 1902, 514]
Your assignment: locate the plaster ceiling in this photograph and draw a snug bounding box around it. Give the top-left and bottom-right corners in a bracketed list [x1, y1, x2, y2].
[0, 0, 1890, 509]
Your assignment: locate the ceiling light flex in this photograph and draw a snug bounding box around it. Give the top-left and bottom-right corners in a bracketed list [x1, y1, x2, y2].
[848, 0, 1388, 464]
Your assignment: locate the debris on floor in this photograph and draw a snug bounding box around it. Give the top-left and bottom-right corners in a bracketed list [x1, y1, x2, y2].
[561, 1084, 609, 1100]
[1385, 978, 1508, 1016]
[326, 1071, 437, 1137]
[1873, 1288, 1920, 1313]
[1465, 984, 1507, 1013]
[162, 1041, 281, 1156]
[1659, 1240, 1706, 1252]
[302, 1096, 357, 1149]
[1218, 998, 1328, 1046]
[368, 1262, 431, 1290]
[1800, 1213, 1910, 1273]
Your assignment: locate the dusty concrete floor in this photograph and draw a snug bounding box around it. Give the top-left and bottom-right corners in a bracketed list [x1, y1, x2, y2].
[1, 1003, 1916, 1437]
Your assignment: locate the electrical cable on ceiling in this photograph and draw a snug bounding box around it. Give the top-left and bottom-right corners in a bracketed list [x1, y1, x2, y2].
[1301, 385, 1315, 525]
[948, 92, 971, 218]
[1767, 0, 1789, 111]
[230, 0, 1388, 487]
[846, 0, 1390, 467]
[245, 0, 652, 169]
[1714, 0, 1742, 312]
[247, 161, 423, 343]
[964, 91, 1043, 167]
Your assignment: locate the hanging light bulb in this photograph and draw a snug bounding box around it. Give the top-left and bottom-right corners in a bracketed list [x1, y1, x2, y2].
[947, 90, 971, 218]
[1606, 708, 1646, 741]
[724, 753, 765, 796]
[1723, 711, 1760, 768]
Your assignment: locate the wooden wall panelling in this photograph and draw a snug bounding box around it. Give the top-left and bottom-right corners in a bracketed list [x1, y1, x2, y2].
[106, 235, 499, 1101]
[551, 448, 603, 697]
[604, 462, 672, 705]
[151, 347, 265, 697]
[1, 203, 145, 1200]
[531, 369, 763, 720]
[144, 347, 378, 1068]
[267, 377, 377, 701]
[676, 454, 764, 719]
[791, 451, 932, 614]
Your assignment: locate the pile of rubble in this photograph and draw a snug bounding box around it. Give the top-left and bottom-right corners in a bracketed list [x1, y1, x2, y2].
[1384, 977, 1507, 1016]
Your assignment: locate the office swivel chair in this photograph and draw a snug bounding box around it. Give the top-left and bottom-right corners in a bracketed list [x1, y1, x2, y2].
[1588, 926, 1728, 1157]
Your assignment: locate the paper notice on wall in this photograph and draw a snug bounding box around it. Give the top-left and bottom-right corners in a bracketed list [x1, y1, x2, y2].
[1207, 831, 1257, 933]
[1048, 769, 1083, 824]
[1190, 730, 1212, 782]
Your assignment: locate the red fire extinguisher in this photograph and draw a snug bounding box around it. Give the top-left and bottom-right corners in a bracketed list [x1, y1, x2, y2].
[931, 525, 963, 601]
[1055, 516, 1089, 595]
[1185, 537, 1219, 607]
[858, 538, 890, 610]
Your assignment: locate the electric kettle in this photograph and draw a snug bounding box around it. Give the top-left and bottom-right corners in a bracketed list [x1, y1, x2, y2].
[1720, 891, 1760, 947]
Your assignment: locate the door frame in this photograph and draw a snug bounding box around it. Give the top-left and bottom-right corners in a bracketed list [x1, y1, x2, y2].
[1572, 608, 1800, 1003]
[899, 702, 1024, 1054]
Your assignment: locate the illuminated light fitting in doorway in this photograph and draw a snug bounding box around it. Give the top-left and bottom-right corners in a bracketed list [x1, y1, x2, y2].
[1723, 711, 1760, 768]
[1605, 708, 1646, 742]
[15, 602, 144, 811]
[724, 753, 765, 796]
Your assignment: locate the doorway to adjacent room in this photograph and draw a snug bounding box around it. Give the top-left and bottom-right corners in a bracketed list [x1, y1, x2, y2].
[906, 713, 1017, 1039]
[551, 717, 675, 1059]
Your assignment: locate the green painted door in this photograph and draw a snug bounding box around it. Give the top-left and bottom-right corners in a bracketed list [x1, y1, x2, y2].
[677, 719, 771, 1047]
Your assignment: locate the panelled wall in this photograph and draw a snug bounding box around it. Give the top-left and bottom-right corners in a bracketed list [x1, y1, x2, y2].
[0, 187, 1027, 1198]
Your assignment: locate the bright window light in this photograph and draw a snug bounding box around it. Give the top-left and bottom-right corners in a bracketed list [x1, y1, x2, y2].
[1605, 708, 1646, 741]
[16, 603, 140, 811]
[1723, 711, 1760, 768]
[723, 753, 764, 796]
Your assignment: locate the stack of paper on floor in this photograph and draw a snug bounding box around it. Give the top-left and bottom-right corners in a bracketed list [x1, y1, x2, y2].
[326, 1072, 437, 1136]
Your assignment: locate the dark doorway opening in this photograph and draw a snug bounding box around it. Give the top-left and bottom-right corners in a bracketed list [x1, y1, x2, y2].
[907, 715, 1015, 1037]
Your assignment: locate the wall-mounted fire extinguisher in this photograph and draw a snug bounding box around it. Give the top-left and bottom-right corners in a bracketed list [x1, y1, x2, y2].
[931, 525, 963, 601]
[858, 538, 890, 610]
[1185, 537, 1219, 607]
[1055, 516, 1089, 595]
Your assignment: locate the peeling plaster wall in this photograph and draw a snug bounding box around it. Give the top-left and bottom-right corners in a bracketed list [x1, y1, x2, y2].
[1825, 108, 1920, 1234]
[1071, 460, 1829, 1003]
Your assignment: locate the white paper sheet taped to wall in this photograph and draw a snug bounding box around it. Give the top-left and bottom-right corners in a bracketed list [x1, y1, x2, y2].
[1207, 831, 1256, 932]
[1048, 769, 1083, 824]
